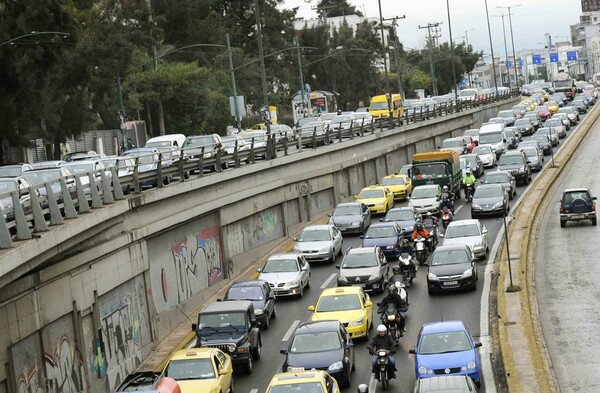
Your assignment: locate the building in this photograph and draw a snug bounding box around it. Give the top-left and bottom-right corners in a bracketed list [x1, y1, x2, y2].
[582, 0, 600, 12]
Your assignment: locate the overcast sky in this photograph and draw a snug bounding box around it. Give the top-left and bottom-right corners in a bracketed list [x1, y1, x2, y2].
[281, 0, 583, 57]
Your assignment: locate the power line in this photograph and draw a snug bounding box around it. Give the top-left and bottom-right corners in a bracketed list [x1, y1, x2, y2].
[418, 22, 443, 95]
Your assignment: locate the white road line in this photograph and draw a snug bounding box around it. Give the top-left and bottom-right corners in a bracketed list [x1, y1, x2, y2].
[321, 273, 338, 289]
[282, 320, 301, 342]
[249, 389, 258, 393]
[369, 374, 377, 393]
[455, 205, 463, 214]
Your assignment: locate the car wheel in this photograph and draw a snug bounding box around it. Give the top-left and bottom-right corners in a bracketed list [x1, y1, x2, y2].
[560, 220, 566, 228]
[593, 217, 597, 226]
[244, 356, 253, 374]
[229, 378, 235, 393]
[251, 341, 262, 360]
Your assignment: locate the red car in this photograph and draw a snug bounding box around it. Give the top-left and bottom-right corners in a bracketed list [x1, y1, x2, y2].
[460, 135, 477, 153]
[533, 105, 551, 122]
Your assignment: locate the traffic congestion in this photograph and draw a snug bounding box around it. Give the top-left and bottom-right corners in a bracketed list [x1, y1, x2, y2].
[108, 81, 596, 393]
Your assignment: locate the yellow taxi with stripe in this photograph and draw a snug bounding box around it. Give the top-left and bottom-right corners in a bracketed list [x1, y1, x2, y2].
[308, 287, 373, 339]
[163, 348, 233, 393]
[354, 185, 394, 214]
[546, 100, 559, 114]
[381, 174, 412, 201]
[266, 370, 341, 393]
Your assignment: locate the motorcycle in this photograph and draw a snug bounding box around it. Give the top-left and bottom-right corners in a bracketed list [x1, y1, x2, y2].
[464, 184, 475, 202]
[414, 236, 428, 265]
[398, 253, 415, 286]
[441, 207, 453, 229]
[379, 303, 401, 342]
[439, 194, 455, 213]
[422, 218, 439, 248]
[371, 348, 392, 390]
[388, 270, 410, 309]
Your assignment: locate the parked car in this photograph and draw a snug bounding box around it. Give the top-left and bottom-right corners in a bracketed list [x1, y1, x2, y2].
[470, 184, 509, 218]
[292, 225, 343, 263]
[559, 188, 597, 227]
[222, 280, 276, 329]
[328, 202, 372, 234]
[336, 246, 389, 293]
[441, 219, 489, 259]
[360, 222, 403, 260]
[426, 245, 478, 294]
[258, 253, 311, 297]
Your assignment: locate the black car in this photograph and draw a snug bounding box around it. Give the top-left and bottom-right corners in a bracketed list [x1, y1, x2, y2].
[381, 206, 420, 237]
[513, 118, 534, 136]
[559, 188, 597, 227]
[460, 154, 484, 178]
[280, 320, 355, 387]
[222, 280, 276, 330]
[496, 150, 531, 185]
[427, 244, 478, 294]
[530, 134, 553, 155]
[572, 99, 588, 113]
[192, 300, 262, 374]
[523, 113, 541, 130]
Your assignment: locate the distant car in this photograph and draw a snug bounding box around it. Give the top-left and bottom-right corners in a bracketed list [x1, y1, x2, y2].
[292, 225, 343, 263]
[182, 134, 226, 171]
[337, 246, 389, 293]
[328, 202, 371, 234]
[496, 150, 531, 185]
[571, 99, 588, 114]
[221, 134, 251, 163]
[122, 148, 173, 187]
[557, 106, 579, 125]
[330, 114, 357, 134]
[30, 160, 66, 170]
[482, 170, 517, 199]
[471, 184, 509, 218]
[412, 375, 479, 393]
[409, 320, 482, 385]
[553, 113, 571, 131]
[502, 129, 520, 149]
[0, 177, 35, 220]
[441, 137, 468, 155]
[63, 151, 103, 162]
[533, 105, 551, 121]
[520, 145, 544, 172]
[488, 117, 511, 127]
[496, 109, 516, 126]
[0, 163, 33, 178]
[409, 184, 442, 215]
[460, 135, 477, 153]
[353, 111, 374, 126]
[20, 167, 77, 201]
[280, 321, 355, 387]
[62, 160, 109, 194]
[427, 245, 478, 294]
[513, 118, 534, 136]
[258, 253, 311, 297]
[399, 164, 412, 177]
[460, 154, 484, 178]
[360, 222, 403, 260]
[380, 174, 412, 201]
[266, 370, 341, 393]
[222, 280, 276, 329]
[463, 129, 480, 144]
[543, 118, 566, 138]
[441, 219, 489, 259]
[381, 207, 420, 237]
[536, 127, 559, 146]
[471, 145, 496, 168]
[523, 112, 541, 130]
[354, 185, 394, 214]
[529, 134, 553, 155]
[163, 348, 233, 393]
[559, 188, 597, 227]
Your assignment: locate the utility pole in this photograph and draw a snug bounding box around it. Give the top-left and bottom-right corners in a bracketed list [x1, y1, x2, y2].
[226, 33, 241, 132]
[446, 0, 458, 101]
[255, 0, 271, 137]
[419, 22, 442, 96]
[295, 36, 308, 118]
[377, 0, 392, 118]
[383, 16, 406, 98]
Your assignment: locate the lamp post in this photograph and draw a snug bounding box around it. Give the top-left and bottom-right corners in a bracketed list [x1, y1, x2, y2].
[0, 31, 70, 47]
[254, 0, 270, 137]
[498, 4, 521, 89]
[484, 0, 498, 91]
[445, 0, 458, 101]
[493, 14, 510, 88]
[377, 0, 392, 118]
[465, 28, 475, 47]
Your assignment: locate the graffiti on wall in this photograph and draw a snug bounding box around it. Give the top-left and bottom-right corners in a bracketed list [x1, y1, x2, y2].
[99, 276, 150, 392]
[43, 336, 87, 393]
[241, 207, 283, 250]
[16, 363, 44, 393]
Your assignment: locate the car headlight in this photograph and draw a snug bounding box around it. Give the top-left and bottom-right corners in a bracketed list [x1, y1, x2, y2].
[292, 247, 301, 253]
[472, 203, 481, 209]
[494, 201, 504, 207]
[328, 361, 344, 371]
[227, 344, 236, 352]
[467, 361, 477, 370]
[368, 274, 380, 281]
[463, 269, 473, 278]
[351, 221, 361, 226]
[428, 272, 438, 281]
[255, 309, 264, 315]
[349, 317, 364, 327]
[418, 365, 428, 375]
[338, 275, 348, 283]
[320, 247, 331, 253]
[518, 167, 526, 173]
[288, 280, 299, 286]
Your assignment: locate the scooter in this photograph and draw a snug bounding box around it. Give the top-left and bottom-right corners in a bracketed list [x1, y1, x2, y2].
[379, 303, 401, 342]
[441, 207, 453, 229]
[414, 236, 428, 265]
[464, 184, 475, 202]
[398, 253, 415, 286]
[371, 348, 393, 390]
[388, 271, 410, 310]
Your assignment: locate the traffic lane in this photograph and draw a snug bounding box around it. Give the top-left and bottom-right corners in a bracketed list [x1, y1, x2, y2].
[535, 116, 600, 391]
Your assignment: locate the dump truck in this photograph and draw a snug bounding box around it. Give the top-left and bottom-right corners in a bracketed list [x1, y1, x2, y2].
[410, 150, 462, 198]
[553, 71, 576, 100]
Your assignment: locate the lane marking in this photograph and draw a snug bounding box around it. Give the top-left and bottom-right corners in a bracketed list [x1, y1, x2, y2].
[282, 320, 301, 342]
[455, 205, 463, 214]
[321, 273, 337, 289]
[249, 389, 258, 393]
[369, 374, 377, 393]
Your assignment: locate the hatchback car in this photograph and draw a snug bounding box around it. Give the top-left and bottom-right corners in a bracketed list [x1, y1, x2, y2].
[355, 185, 394, 214]
[409, 321, 482, 386]
[427, 245, 478, 294]
[496, 150, 531, 185]
[328, 202, 371, 234]
[520, 145, 544, 172]
[496, 109, 516, 126]
[441, 220, 489, 259]
[460, 154, 484, 178]
[559, 188, 597, 227]
[336, 246, 388, 292]
[440, 137, 468, 155]
[280, 321, 355, 387]
[222, 280, 276, 329]
[360, 222, 403, 260]
[163, 348, 233, 393]
[471, 184, 509, 218]
[381, 207, 420, 237]
[266, 370, 341, 393]
[258, 254, 311, 297]
[481, 170, 516, 200]
[543, 118, 566, 138]
[530, 134, 553, 155]
[523, 113, 541, 130]
[409, 184, 443, 215]
[513, 118, 534, 136]
[381, 174, 412, 201]
[292, 225, 343, 263]
[412, 375, 479, 392]
[471, 145, 496, 168]
[536, 127, 559, 146]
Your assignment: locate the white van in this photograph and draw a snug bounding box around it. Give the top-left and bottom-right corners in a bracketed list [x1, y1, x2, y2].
[145, 134, 186, 159]
[458, 88, 481, 103]
[478, 128, 507, 158]
[479, 123, 505, 133]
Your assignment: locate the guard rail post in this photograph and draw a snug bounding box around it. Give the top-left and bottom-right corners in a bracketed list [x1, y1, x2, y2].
[157, 153, 164, 186]
[87, 171, 103, 208]
[233, 141, 240, 167]
[44, 182, 64, 225]
[100, 171, 115, 203]
[12, 190, 31, 240]
[282, 136, 289, 156]
[337, 126, 343, 143]
[215, 148, 223, 172]
[0, 209, 14, 248]
[379, 116, 384, 132]
[110, 167, 125, 200]
[404, 110, 409, 125]
[59, 178, 78, 218]
[133, 157, 141, 193]
[249, 139, 256, 164]
[348, 124, 354, 140]
[28, 186, 48, 233]
[311, 127, 317, 149]
[359, 119, 365, 137]
[198, 147, 205, 177]
[324, 128, 330, 146]
[178, 153, 185, 180]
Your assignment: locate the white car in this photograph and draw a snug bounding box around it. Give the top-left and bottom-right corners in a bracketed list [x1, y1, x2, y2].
[353, 112, 374, 126]
[257, 253, 311, 297]
[472, 145, 496, 168]
[408, 184, 442, 215]
[292, 224, 343, 263]
[441, 219, 489, 259]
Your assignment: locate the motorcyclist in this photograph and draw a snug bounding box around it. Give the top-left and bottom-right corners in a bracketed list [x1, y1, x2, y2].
[398, 238, 417, 276]
[411, 222, 432, 252]
[439, 185, 455, 212]
[369, 325, 397, 380]
[441, 205, 454, 225]
[422, 212, 438, 248]
[379, 285, 407, 334]
[462, 170, 476, 199]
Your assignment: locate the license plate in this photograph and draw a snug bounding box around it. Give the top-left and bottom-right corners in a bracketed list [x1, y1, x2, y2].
[290, 367, 305, 372]
[571, 215, 585, 219]
[443, 281, 458, 286]
[357, 283, 366, 288]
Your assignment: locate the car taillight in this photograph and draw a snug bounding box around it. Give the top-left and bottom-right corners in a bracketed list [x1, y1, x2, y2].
[560, 207, 564, 214]
[593, 204, 596, 212]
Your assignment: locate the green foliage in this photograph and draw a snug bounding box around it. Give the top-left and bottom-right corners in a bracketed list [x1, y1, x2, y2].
[316, 0, 363, 18]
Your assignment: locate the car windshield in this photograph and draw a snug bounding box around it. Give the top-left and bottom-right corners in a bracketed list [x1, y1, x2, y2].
[146, 141, 171, 148]
[459, 90, 476, 97]
[514, 119, 530, 127]
[199, 312, 246, 329]
[464, 130, 478, 137]
[472, 146, 491, 155]
[479, 133, 502, 144]
[183, 136, 214, 147]
[123, 151, 155, 165]
[298, 229, 331, 242]
[537, 129, 553, 136]
[381, 177, 405, 186]
[332, 115, 352, 123]
[290, 332, 341, 353]
[442, 139, 462, 148]
[521, 148, 537, 157]
[262, 259, 299, 273]
[268, 382, 325, 393]
[0, 167, 23, 177]
[498, 111, 513, 118]
[165, 358, 215, 380]
[484, 173, 509, 184]
[385, 209, 415, 221]
[333, 205, 361, 216]
[474, 187, 503, 198]
[21, 170, 62, 185]
[370, 102, 388, 110]
[0, 181, 17, 193]
[316, 294, 361, 312]
[320, 113, 337, 121]
[364, 226, 397, 239]
[63, 164, 95, 174]
[445, 224, 480, 238]
[412, 163, 447, 178]
[227, 286, 264, 301]
[498, 155, 524, 166]
[430, 249, 469, 266]
[342, 253, 378, 268]
[419, 331, 472, 355]
[358, 189, 384, 199]
[413, 187, 439, 199]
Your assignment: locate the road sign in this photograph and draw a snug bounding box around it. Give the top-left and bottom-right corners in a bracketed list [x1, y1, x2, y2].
[567, 50, 577, 61]
[518, 59, 523, 67]
[549, 52, 559, 63]
[506, 60, 512, 68]
[532, 54, 541, 64]
[229, 95, 246, 117]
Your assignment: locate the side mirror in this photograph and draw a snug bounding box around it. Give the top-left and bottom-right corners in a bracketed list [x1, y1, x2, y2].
[408, 349, 416, 354]
[474, 342, 483, 348]
[379, 218, 384, 222]
[308, 305, 315, 311]
[268, 295, 275, 300]
[482, 228, 488, 234]
[219, 368, 229, 376]
[439, 233, 445, 238]
[365, 300, 372, 307]
[359, 235, 364, 239]
[353, 195, 358, 200]
[257, 268, 262, 273]
[327, 213, 332, 217]
[381, 259, 388, 265]
[335, 264, 340, 269]
[293, 237, 298, 241]
[280, 348, 288, 354]
[192, 323, 197, 331]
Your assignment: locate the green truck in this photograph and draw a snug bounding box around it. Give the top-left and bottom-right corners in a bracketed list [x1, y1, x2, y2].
[410, 150, 462, 198]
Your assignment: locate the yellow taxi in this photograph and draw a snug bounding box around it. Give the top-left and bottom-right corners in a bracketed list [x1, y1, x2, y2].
[380, 174, 412, 201]
[520, 99, 536, 111]
[163, 348, 233, 393]
[266, 370, 341, 393]
[354, 185, 394, 214]
[546, 100, 559, 114]
[308, 287, 373, 339]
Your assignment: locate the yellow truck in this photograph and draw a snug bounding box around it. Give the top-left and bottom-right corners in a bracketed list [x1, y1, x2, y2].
[368, 94, 404, 121]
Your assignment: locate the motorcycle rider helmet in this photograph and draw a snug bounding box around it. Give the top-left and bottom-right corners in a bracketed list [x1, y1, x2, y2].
[377, 324, 387, 333]
[388, 285, 397, 295]
[466, 170, 472, 175]
[443, 185, 448, 192]
[415, 223, 423, 231]
[402, 238, 409, 247]
[426, 212, 433, 217]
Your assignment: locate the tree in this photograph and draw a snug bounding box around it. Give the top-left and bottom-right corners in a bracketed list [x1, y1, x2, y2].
[316, 0, 363, 18]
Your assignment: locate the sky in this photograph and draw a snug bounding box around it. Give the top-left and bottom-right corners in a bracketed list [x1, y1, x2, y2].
[280, 0, 583, 58]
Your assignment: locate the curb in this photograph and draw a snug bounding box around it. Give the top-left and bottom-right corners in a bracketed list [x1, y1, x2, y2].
[496, 103, 600, 392]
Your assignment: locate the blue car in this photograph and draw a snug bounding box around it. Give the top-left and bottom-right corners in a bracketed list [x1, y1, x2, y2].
[381, 207, 419, 238]
[360, 222, 402, 259]
[409, 321, 482, 386]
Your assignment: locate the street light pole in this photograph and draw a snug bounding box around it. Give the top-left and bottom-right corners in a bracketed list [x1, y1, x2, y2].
[383, 16, 406, 98]
[465, 28, 475, 47]
[446, 0, 458, 101]
[226, 33, 242, 132]
[498, 4, 521, 89]
[0, 31, 70, 47]
[255, 0, 271, 138]
[295, 36, 308, 118]
[377, 0, 392, 118]
[494, 14, 510, 88]
[484, 0, 498, 91]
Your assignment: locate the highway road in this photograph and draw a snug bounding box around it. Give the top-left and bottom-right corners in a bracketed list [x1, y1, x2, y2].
[536, 111, 600, 392]
[208, 107, 588, 393]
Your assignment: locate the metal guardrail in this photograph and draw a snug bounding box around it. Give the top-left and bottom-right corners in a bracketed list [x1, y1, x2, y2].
[0, 91, 517, 249]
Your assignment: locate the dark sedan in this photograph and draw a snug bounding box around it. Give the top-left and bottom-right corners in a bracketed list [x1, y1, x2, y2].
[381, 207, 420, 237]
[513, 118, 534, 136]
[361, 222, 403, 259]
[280, 320, 355, 387]
[427, 244, 478, 294]
[523, 113, 541, 130]
[471, 184, 509, 218]
[222, 280, 276, 329]
[481, 170, 517, 200]
[460, 154, 484, 178]
[529, 135, 553, 155]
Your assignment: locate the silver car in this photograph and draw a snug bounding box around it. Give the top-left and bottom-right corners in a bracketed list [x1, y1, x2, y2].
[481, 170, 517, 200]
[471, 184, 509, 218]
[408, 184, 442, 215]
[537, 127, 559, 146]
[292, 225, 343, 263]
[328, 202, 372, 234]
[441, 219, 489, 259]
[258, 253, 311, 297]
[336, 246, 389, 293]
[543, 118, 566, 138]
[520, 145, 544, 172]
